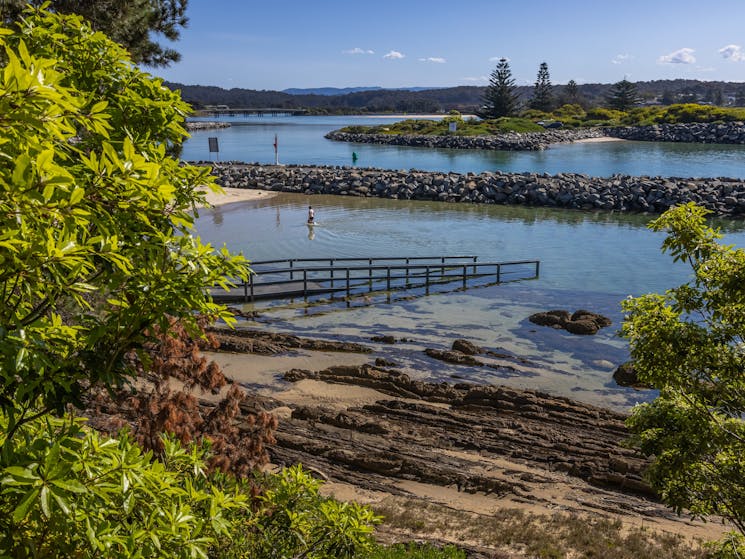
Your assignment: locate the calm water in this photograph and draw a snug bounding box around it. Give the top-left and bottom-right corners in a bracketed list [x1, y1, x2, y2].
[188, 115, 745, 409]
[184, 115, 745, 178]
[195, 194, 745, 410]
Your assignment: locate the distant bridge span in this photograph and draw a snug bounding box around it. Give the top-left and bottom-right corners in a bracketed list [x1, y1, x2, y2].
[200, 107, 308, 117]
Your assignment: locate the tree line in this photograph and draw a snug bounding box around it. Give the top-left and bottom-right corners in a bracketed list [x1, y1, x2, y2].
[168, 77, 745, 116]
[478, 58, 643, 118]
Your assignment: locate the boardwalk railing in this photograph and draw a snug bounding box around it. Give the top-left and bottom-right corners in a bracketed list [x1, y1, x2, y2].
[211, 255, 540, 303]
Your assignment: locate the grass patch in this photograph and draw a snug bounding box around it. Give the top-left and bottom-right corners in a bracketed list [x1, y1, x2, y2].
[338, 117, 544, 137]
[373, 497, 710, 559]
[360, 542, 466, 559]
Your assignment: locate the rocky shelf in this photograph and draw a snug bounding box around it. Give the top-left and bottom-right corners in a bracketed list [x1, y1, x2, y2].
[207, 162, 745, 217]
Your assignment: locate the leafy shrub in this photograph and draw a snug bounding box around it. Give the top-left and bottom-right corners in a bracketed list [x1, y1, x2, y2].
[552, 103, 586, 118]
[521, 108, 552, 120]
[0, 413, 249, 557]
[225, 465, 381, 559]
[585, 107, 626, 122]
[0, 413, 380, 559]
[488, 117, 545, 133]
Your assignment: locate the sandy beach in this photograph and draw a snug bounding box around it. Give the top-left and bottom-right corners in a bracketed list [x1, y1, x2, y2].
[572, 136, 626, 144]
[199, 185, 277, 207]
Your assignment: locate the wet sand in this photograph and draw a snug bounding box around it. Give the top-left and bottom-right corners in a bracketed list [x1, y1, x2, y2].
[198, 185, 277, 207]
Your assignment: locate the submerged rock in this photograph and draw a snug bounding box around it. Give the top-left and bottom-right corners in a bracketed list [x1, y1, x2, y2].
[613, 362, 652, 389]
[529, 309, 611, 335]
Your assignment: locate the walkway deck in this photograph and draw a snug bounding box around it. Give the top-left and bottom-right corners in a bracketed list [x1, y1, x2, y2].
[210, 256, 540, 303]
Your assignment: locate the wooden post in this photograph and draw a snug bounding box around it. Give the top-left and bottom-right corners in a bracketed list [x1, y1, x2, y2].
[250, 274, 255, 302]
[462, 265, 467, 289]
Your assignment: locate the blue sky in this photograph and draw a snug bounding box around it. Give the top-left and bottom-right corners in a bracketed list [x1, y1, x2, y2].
[152, 0, 745, 90]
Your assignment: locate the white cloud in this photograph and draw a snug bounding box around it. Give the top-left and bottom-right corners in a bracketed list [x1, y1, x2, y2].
[488, 56, 510, 62]
[342, 47, 374, 55]
[658, 48, 696, 64]
[383, 50, 405, 60]
[419, 57, 446, 63]
[719, 44, 745, 61]
[612, 53, 632, 65]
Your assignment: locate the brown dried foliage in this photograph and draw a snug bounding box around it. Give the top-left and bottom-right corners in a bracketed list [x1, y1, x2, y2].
[87, 316, 277, 478]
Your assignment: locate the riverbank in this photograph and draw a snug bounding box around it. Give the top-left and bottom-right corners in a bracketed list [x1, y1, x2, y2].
[205, 327, 723, 556]
[205, 162, 745, 217]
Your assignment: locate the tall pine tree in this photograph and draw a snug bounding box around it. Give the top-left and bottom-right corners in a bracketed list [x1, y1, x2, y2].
[605, 78, 641, 111]
[478, 58, 519, 119]
[528, 62, 554, 112]
[560, 79, 585, 106]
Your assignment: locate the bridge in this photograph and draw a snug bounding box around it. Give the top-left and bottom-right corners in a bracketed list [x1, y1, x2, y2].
[200, 107, 308, 117]
[210, 255, 540, 303]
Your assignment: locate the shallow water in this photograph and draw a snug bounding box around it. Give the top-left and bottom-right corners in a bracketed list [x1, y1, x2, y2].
[195, 194, 745, 410]
[183, 115, 745, 178]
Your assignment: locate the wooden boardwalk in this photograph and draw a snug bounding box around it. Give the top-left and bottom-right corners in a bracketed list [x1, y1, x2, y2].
[209, 256, 540, 303]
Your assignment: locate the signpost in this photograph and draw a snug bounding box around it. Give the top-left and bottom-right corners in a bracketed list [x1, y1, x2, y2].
[208, 137, 219, 161]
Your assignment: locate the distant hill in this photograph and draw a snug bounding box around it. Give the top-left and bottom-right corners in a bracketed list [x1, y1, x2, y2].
[165, 79, 745, 114]
[282, 86, 442, 96]
[282, 86, 383, 96]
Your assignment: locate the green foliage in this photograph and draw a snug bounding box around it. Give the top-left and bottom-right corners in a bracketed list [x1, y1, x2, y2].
[0, 411, 250, 557]
[0, 7, 248, 421]
[0, 9, 384, 559]
[528, 62, 554, 112]
[585, 107, 626, 122]
[0, 411, 379, 559]
[605, 78, 641, 111]
[340, 117, 543, 137]
[552, 103, 586, 118]
[225, 465, 381, 559]
[622, 202, 745, 539]
[2, 0, 188, 66]
[478, 58, 519, 119]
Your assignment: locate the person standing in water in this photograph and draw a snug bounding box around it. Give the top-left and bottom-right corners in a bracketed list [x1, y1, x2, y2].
[307, 205, 315, 224]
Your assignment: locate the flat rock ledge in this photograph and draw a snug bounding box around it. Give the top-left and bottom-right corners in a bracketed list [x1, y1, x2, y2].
[240, 363, 678, 521]
[206, 163, 745, 217]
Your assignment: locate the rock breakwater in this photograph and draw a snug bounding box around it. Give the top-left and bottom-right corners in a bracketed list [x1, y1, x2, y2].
[605, 121, 745, 144]
[326, 122, 745, 150]
[209, 163, 745, 217]
[325, 128, 605, 151]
